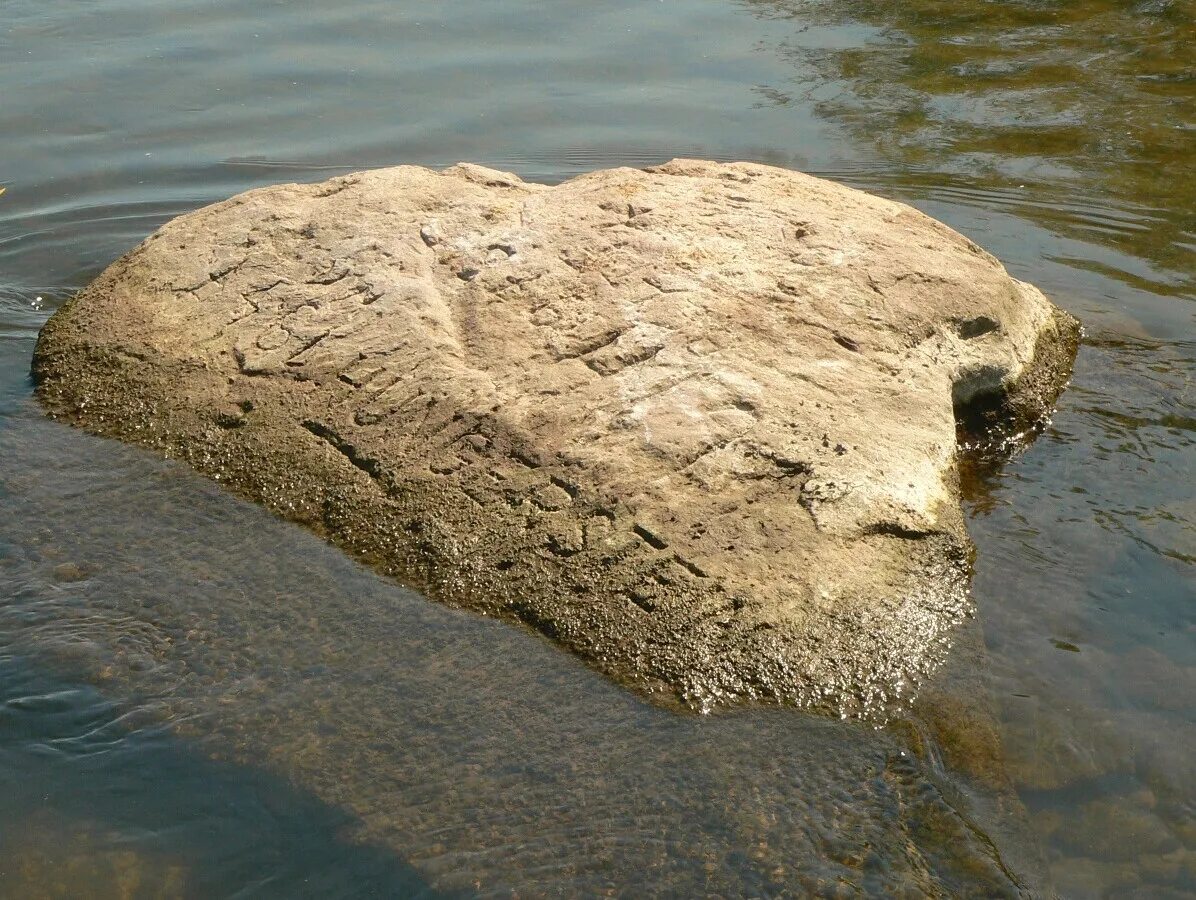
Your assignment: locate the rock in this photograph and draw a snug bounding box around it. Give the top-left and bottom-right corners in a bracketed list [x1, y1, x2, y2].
[51, 561, 91, 583]
[33, 160, 1079, 714]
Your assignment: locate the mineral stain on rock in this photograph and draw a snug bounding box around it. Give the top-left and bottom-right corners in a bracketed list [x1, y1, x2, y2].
[32, 160, 1079, 715]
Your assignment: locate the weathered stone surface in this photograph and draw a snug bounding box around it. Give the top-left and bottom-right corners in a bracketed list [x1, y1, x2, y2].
[33, 160, 1078, 714]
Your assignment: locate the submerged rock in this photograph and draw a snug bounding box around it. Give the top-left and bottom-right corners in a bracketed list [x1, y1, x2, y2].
[33, 160, 1078, 714]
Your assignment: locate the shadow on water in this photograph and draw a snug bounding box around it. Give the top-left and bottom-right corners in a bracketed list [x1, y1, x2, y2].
[0, 656, 441, 899]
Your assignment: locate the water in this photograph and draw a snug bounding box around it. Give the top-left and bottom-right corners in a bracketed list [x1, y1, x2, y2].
[1, 0, 1192, 895]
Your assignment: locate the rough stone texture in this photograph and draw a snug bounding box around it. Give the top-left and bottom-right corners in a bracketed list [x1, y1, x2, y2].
[33, 160, 1079, 714]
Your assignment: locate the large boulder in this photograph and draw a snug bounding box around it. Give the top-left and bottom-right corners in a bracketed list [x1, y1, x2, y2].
[34, 160, 1078, 714]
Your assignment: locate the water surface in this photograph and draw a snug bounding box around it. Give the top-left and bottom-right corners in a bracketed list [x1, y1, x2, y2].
[1, 0, 1192, 895]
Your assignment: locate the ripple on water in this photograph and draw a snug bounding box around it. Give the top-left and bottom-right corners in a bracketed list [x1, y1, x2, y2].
[743, 0, 1196, 293]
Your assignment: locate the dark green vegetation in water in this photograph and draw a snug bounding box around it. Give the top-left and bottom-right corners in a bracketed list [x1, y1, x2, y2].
[1, 0, 1193, 895]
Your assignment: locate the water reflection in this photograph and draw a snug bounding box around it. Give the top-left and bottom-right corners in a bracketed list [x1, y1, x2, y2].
[743, 0, 1196, 293]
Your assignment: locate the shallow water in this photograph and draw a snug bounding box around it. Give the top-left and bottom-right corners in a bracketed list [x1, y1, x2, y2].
[1, 0, 1193, 896]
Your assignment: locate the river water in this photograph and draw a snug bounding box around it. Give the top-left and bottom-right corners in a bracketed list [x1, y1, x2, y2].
[1, 0, 1192, 896]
